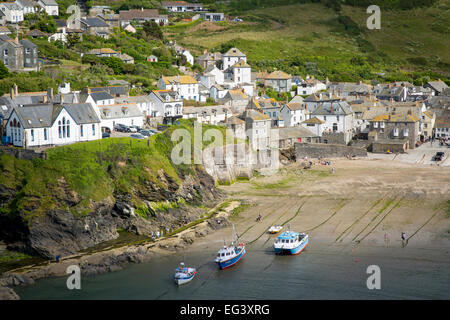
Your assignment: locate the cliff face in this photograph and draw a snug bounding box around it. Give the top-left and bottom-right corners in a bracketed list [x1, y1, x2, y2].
[1, 165, 219, 259]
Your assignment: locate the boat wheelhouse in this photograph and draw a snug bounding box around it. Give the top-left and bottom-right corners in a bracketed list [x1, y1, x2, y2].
[174, 262, 197, 285]
[273, 231, 308, 255]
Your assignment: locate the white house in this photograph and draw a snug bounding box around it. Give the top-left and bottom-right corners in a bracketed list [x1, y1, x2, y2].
[161, 1, 203, 12]
[182, 105, 232, 125]
[147, 55, 158, 62]
[116, 95, 153, 117]
[204, 64, 224, 85]
[222, 47, 246, 71]
[97, 103, 143, 131]
[301, 117, 325, 136]
[15, 0, 36, 15]
[297, 76, 327, 96]
[37, 0, 58, 16]
[182, 50, 194, 66]
[310, 101, 354, 137]
[149, 90, 183, 118]
[244, 109, 272, 150]
[157, 75, 199, 101]
[210, 84, 228, 101]
[279, 103, 308, 127]
[0, 3, 24, 23]
[229, 60, 251, 85]
[6, 103, 101, 148]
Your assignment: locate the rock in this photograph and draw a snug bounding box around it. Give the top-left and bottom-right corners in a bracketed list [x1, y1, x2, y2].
[0, 286, 20, 300]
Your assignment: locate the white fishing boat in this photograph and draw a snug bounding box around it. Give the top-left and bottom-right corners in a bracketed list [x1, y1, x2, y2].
[268, 225, 283, 234]
[214, 225, 246, 270]
[174, 262, 197, 285]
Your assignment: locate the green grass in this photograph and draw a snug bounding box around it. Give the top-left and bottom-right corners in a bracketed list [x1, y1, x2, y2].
[231, 203, 251, 217]
[0, 119, 229, 223]
[165, 2, 449, 83]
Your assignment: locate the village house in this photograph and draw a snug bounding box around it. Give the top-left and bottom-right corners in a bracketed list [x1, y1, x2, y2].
[89, 86, 128, 98]
[162, 1, 203, 12]
[147, 55, 158, 62]
[301, 117, 325, 137]
[251, 98, 283, 127]
[264, 70, 292, 93]
[203, 65, 224, 86]
[373, 82, 411, 102]
[225, 115, 246, 140]
[279, 102, 308, 127]
[15, 0, 36, 15]
[369, 112, 420, 152]
[222, 47, 246, 71]
[422, 109, 435, 140]
[116, 95, 153, 117]
[219, 89, 249, 113]
[195, 51, 222, 69]
[200, 12, 224, 22]
[297, 76, 326, 95]
[118, 53, 134, 64]
[87, 48, 119, 58]
[303, 92, 342, 113]
[157, 75, 199, 101]
[244, 109, 272, 151]
[209, 84, 228, 101]
[424, 80, 449, 96]
[149, 90, 183, 122]
[97, 103, 143, 131]
[278, 126, 321, 148]
[97, 13, 120, 29]
[434, 109, 450, 139]
[0, 37, 38, 72]
[37, 0, 58, 16]
[327, 81, 371, 101]
[224, 60, 251, 85]
[80, 17, 111, 39]
[182, 105, 232, 125]
[310, 101, 354, 144]
[6, 103, 101, 148]
[119, 9, 168, 27]
[0, 2, 23, 23]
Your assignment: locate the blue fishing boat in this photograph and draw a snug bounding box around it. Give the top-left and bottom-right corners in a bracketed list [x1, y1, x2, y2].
[274, 231, 308, 255]
[174, 262, 197, 285]
[214, 225, 246, 270]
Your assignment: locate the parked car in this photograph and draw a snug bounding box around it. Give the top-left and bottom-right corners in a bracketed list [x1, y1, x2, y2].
[102, 132, 110, 139]
[130, 133, 146, 139]
[433, 152, 444, 161]
[128, 126, 138, 133]
[130, 125, 142, 132]
[114, 124, 130, 132]
[140, 130, 154, 137]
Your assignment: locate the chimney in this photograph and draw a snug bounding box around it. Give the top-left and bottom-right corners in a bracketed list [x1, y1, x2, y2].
[325, 76, 329, 84]
[61, 94, 64, 104]
[47, 87, 54, 102]
[10, 86, 15, 99]
[43, 95, 48, 103]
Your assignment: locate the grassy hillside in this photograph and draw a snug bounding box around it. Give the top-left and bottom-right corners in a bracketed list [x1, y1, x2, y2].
[165, 1, 450, 83]
[0, 120, 229, 223]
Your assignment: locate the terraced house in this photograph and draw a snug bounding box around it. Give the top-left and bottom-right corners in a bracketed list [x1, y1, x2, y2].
[369, 111, 420, 152]
[0, 37, 38, 71]
[264, 70, 292, 93]
[157, 75, 199, 101]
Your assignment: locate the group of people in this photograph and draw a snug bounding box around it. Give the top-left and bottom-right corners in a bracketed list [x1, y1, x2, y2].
[384, 232, 407, 247]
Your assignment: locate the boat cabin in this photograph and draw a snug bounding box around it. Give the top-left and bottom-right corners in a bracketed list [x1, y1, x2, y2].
[216, 246, 237, 260]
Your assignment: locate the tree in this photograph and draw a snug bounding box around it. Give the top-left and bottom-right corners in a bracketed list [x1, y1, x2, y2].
[0, 61, 9, 79]
[101, 57, 124, 74]
[66, 33, 80, 48]
[142, 21, 163, 40]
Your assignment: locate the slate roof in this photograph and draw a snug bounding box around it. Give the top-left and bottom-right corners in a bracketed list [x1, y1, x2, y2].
[90, 86, 127, 96]
[244, 109, 270, 121]
[90, 91, 114, 102]
[98, 103, 142, 119]
[311, 101, 353, 116]
[223, 48, 245, 57]
[81, 17, 109, 28]
[265, 70, 291, 80]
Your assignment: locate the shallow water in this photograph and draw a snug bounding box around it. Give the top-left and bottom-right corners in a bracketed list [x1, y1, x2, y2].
[15, 242, 450, 300]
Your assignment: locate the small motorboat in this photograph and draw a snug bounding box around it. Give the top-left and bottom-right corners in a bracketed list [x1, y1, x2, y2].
[274, 231, 309, 255]
[214, 224, 246, 270]
[268, 225, 283, 234]
[174, 262, 197, 285]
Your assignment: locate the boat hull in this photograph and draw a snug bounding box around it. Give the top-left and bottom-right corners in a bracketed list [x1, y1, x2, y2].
[218, 248, 246, 270]
[174, 273, 196, 285]
[274, 239, 308, 255]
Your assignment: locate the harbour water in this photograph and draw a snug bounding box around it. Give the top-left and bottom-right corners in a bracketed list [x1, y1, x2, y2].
[15, 242, 450, 300]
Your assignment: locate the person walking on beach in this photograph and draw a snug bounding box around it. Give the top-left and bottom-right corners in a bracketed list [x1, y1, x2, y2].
[401, 232, 406, 247]
[384, 232, 390, 247]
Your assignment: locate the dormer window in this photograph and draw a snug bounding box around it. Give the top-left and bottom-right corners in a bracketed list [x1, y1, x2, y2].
[380, 122, 385, 128]
[374, 122, 378, 128]
[393, 128, 399, 137]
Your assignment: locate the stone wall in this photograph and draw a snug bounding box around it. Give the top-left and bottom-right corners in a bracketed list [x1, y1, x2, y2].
[295, 142, 367, 159]
[322, 131, 352, 145]
[0, 146, 46, 161]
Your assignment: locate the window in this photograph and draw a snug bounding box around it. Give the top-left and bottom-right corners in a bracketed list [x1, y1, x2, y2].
[66, 120, 70, 138]
[374, 122, 378, 128]
[324, 116, 327, 121]
[3, 49, 8, 56]
[58, 120, 62, 138]
[44, 128, 47, 140]
[80, 125, 83, 137]
[393, 128, 399, 137]
[337, 116, 340, 122]
[380, 122, 385, 128]
[92, 124, 95, 135]
[25, 48, 31, 54]
[403, 128, 409, 136]
[31, 129, 34, 142]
